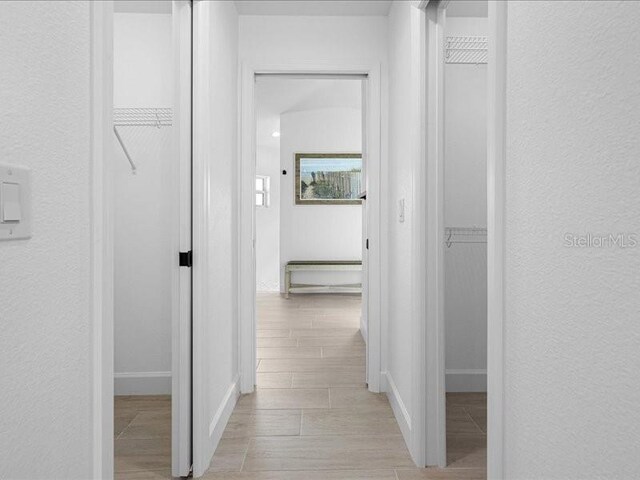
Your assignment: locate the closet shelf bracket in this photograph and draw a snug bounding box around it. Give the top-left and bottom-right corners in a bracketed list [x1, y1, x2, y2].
[113, 125, 137, 175]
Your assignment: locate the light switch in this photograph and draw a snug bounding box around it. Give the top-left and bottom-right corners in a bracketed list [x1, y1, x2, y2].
[0, 163, 31, 240]
[1, 182, 21, 222]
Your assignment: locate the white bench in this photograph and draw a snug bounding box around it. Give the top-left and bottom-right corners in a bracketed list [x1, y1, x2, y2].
[284, 260, 362, 298]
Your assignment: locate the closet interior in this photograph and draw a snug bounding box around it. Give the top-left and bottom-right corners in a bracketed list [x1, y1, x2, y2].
[113, 2, 174, 476]
[443, 2, 489, 469]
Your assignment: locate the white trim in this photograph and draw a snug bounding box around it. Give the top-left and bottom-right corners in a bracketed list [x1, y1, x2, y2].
[445, 369, 488, 393]
[384, 372, 412, 446]
[420, 0, 448, 468]
[239, 62, 257, 394]
[359, 314, 368, 345]
[192, 1, 213, 476]
[91, 2, 114, 479]
[192, 376, 240, 476]
[114, 372, 172, 395]
[409, 3, 428, 468]
[172, 1, 193, 476]
[487, 1, 507, 478]
[239, 62, 384, 395]
[208, 376, 241, 437]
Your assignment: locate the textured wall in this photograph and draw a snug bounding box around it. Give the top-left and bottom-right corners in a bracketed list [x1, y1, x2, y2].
[505, 2, 640, 477]
[279, 107, 363, 290]
[0, 2, 93, 478]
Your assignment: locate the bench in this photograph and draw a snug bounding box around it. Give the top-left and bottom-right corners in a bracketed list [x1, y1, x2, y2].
[284, 260, 363, 298]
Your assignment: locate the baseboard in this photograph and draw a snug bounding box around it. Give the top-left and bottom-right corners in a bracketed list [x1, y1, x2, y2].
[114, 371, 171, 395]
[359, 315, 368, 344]
[446, 369, 487, 392]
[207, 375, 240, 458]
[286, 287, 363, 295]
[383, 372, 411, 446]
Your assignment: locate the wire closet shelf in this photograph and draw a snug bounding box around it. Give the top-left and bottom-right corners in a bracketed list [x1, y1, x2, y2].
[445, 227, 487, 248]
[445, 36, 488, 64]
[113, 107, 173, 174]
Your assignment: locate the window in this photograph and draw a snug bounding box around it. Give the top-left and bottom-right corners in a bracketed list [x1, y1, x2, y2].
[255, 175, 270, 207]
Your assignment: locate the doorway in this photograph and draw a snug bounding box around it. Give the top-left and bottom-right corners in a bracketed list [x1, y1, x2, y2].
[239, 65, 384, 396]
[441, 0, 489, 472]
[110, 1, 192, 478]
[253, 76, 366, 390]
[422, 0, 505, 477]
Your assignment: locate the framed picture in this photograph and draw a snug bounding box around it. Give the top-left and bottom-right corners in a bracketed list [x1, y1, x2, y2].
[294, 153, 363, 205]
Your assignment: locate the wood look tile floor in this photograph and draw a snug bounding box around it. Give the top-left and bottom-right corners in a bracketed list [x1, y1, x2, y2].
[113, 294, 486, 479]
[114, 395, 172, 479]
[205, 293, 487, 480]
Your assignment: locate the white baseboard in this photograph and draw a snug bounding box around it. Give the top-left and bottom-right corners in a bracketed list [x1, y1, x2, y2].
[114, 371, 171, 395]
[360, 315, 368, 344]
[383, 372, 411, 446]
[446, 369, 487, 392]
[285, 287, 363, 295]
[207, 375, 240, 460]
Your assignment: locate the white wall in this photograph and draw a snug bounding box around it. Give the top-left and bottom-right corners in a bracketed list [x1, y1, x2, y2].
[256, 144, 281, 292]
[239, 15, 388, 66]
[113, 12, 173, 395]
[386, 0, 415, 446]
[193, 1, 240, 475]
[279, 107, 363, 290]
[443, 17, 488, 392]
[114, 13, 172, 108]
[504, 2, 640, 477]
[0, 2, 93, 478]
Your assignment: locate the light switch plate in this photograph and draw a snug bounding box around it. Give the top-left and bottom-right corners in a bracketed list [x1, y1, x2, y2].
[0, 163, 31, 240]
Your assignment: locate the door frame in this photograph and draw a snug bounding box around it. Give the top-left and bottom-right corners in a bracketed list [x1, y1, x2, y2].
[91, 2, 114, 478]
[91, 2, 196, 477]
[415, 0, 507, 476]
[172, 1, 193, 477]
[238, 62, 384, 394]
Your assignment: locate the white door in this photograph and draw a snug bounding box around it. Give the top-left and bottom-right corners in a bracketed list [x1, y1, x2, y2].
[172, 1, 192, 477]
[360, 78, 369, 383]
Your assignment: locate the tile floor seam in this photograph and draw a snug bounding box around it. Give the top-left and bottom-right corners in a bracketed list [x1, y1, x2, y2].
[238, 437, 252, 472]
[463, 406, 485, 435]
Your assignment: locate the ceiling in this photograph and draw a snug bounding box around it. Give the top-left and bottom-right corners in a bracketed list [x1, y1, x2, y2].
[256, 77, 362, 148]
[235, 0, 392, 16]
[114, 0, 485, 18]
[447, 0, 488, 18]
[114, 1, 171, 14]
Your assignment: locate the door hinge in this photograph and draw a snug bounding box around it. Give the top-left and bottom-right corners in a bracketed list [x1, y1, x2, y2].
[366, 239, 369, 250]
[179, 250, 192, 267]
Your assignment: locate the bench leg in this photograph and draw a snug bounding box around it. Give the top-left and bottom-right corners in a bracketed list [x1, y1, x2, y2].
[285, 270, 291, 299]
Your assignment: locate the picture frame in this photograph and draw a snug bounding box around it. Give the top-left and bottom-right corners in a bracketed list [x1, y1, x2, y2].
[294, 153, 363, 205]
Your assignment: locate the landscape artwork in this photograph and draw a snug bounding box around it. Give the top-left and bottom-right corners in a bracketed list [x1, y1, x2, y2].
[294, 153, 363, 205]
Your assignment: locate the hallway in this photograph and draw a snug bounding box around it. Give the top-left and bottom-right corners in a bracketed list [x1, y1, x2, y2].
[206, 293, 413, 477]
[204, 294, 486, 479]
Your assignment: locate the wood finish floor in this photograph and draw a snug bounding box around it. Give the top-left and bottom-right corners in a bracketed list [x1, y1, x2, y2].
[113, 293, 486, 479]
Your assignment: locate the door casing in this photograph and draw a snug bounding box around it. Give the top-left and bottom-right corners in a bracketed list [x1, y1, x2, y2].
[415, 0, 507, 477]
[90, 2, 195, 477]
[238, 64, 384, 395]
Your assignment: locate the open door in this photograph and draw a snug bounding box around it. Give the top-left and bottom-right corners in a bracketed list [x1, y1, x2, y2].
[360, 78, 370, 384]
[172, 1, 192, 477]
